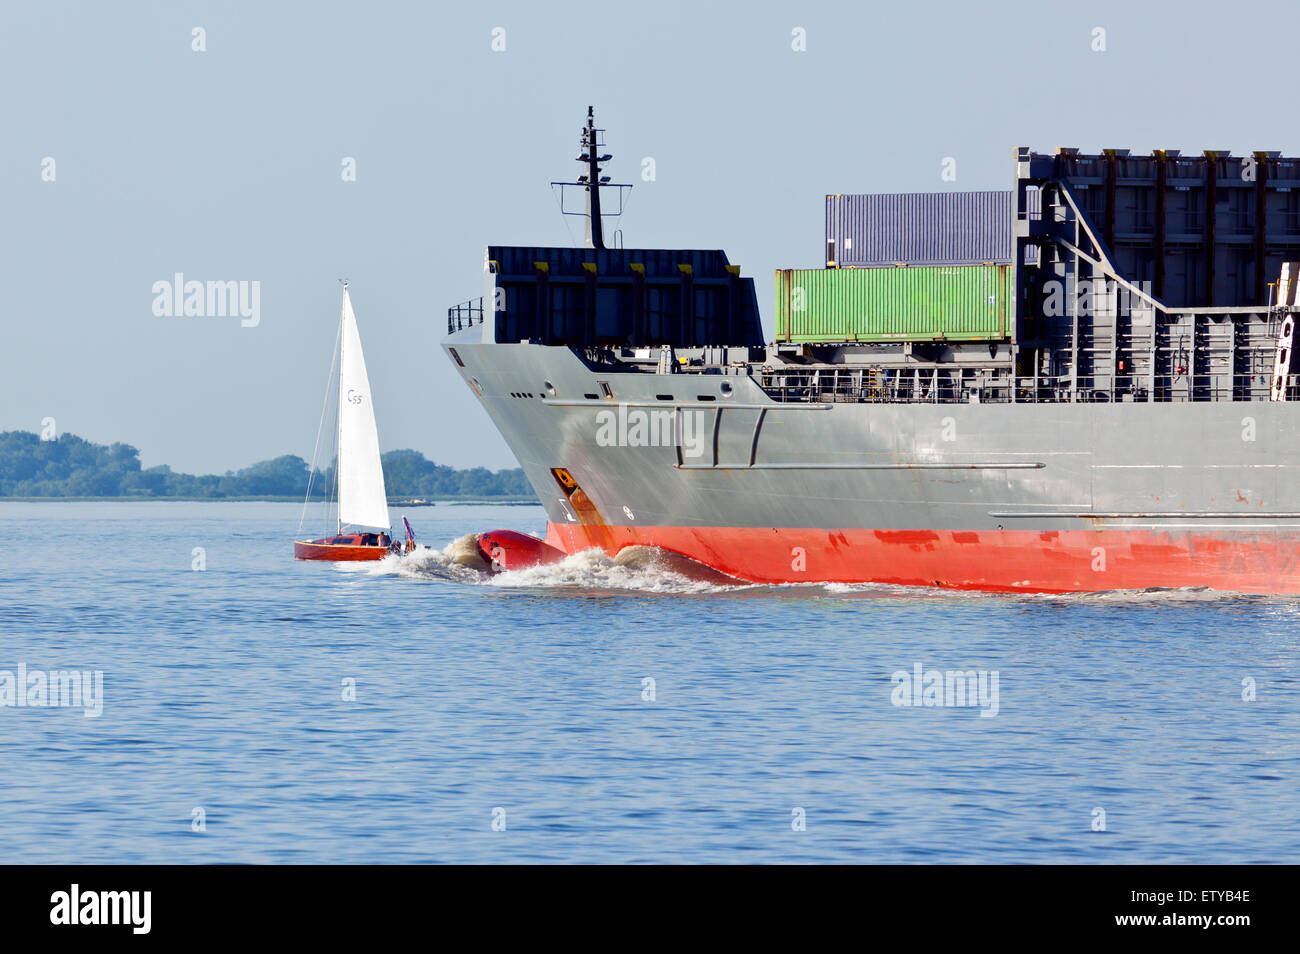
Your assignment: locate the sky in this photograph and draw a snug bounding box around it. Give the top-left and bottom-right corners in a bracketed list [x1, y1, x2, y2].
[2, 0, 1298, 473]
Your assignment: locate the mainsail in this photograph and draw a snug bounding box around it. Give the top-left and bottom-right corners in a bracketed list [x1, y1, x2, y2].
[336, 288, 390, 530]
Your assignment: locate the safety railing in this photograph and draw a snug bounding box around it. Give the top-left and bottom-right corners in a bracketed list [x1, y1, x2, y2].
[757, 370, 1300, 405]
[447, 298, 484, 335]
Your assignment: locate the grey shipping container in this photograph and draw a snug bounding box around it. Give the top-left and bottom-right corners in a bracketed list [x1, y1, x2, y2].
[825, 190, 1039, 268]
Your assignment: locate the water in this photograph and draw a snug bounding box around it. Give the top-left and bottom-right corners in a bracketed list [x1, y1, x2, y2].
[1, 501, 1297, 863]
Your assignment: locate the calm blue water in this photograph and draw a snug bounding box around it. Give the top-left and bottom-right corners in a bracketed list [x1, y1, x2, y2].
[0, 500, 1296, 863]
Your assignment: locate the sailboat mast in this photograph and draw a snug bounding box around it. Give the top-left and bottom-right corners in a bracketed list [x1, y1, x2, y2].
[336, 284, 346, 536]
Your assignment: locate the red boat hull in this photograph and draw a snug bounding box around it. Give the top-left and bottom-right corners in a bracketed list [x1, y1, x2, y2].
[478, 529, 569, 571]
[542, 522, 1300, 594]
[294, 535, 391, 562]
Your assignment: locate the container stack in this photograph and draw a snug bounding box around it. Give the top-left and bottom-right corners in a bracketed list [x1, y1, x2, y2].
[772, 190, 1026, 343]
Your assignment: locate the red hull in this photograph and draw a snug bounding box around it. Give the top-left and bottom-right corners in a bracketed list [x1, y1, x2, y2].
[542, 522, 1300, 594]
[294, 537, 390, 561]
[478, 529, 568, 571]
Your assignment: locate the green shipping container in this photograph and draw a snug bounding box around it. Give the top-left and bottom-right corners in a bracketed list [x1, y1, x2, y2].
[774, 265, 1012, 343]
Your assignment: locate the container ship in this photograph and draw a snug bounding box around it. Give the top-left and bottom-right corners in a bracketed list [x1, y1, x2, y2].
[442, 109, 1300, 593]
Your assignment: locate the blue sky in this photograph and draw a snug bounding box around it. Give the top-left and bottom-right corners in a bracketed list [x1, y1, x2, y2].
[2, 0, 1296, 472]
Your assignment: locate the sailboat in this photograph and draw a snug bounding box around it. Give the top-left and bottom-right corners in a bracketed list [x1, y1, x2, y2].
[294, 285, 414, 561]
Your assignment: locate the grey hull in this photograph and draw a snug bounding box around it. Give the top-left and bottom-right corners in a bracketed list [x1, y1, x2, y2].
[444, 332, 1300, 593]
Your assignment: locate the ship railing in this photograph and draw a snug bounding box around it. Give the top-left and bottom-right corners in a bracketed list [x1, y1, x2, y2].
[757, 370, 1300, 404]
[757, 369, 976, 404]
[1014, 374, 1300, 404]
[447, 297, 485, 334]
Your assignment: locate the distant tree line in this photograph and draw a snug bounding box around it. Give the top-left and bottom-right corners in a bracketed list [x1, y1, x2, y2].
[0, 431, 533, 499]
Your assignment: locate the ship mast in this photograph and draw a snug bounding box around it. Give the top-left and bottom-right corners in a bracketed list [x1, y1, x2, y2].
[580, 107, 609, 249]
[551, 106, 630, 249]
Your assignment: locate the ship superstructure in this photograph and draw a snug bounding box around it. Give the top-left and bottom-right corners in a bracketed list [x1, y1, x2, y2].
[443, 110, 1300, 593]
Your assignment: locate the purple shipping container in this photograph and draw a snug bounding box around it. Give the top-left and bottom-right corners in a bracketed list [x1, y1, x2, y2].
[826, 190, 1039, 268]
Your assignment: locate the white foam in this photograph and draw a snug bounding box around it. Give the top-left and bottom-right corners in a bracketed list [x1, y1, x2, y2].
[362, 533, 491, 583]
[345, 535, 679, 592]
[1015, 586, 1268, 604]
[484, 546, 738, 593]
[364, 536, 747, 593]
[820, 581, 943, 596]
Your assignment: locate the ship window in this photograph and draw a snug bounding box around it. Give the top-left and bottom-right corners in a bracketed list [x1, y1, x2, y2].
[655, 394, 674, 401]
[697, 395, 716, 402]
[584, 393, 599, 400]
[598, 381, 614, 400]
[544, 381, 556, 397]
[720, 381, 734, 397]
[448, 347, 464, 367]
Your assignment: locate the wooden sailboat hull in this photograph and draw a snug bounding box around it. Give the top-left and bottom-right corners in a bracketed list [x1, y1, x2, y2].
[294, 535, 391, 561]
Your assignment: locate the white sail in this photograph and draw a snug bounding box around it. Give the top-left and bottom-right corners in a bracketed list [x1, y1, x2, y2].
[337, 288, 390, 530]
